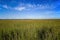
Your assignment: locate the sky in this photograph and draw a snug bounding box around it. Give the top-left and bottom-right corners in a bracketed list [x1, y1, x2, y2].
[0, 0, 60, 19]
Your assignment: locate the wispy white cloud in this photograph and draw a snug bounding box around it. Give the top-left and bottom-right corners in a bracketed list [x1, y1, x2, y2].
[13, 3, 55, 11]
[1, 3, 56, 11]
[2, 5, 8, 9]
[34, 4, 56, 10]
[27, 4, 34, 8]
[14, 6, 26, 11]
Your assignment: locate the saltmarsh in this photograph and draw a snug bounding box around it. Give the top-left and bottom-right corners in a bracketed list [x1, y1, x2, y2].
[0, 19, 60, 40]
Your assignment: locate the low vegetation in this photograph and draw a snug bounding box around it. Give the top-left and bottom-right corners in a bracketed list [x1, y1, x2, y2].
[0, 19, 60, 40]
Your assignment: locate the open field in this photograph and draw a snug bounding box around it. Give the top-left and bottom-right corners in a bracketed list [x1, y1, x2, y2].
[0, 19, 60, 40]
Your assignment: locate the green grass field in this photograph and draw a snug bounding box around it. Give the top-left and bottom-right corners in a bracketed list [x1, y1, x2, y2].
[0, 19, 60, 40]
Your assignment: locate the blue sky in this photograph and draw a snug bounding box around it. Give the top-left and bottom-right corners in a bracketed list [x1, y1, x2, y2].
[0, 0, 60, 19]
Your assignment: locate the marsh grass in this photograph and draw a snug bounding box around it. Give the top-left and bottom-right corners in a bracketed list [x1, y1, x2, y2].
[0, 19, 60, 40]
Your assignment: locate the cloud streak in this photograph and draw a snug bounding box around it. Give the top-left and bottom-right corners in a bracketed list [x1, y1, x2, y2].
[2, 5, 9, 9]
[14, 6, 26, 11]
[1, 3, 57, 11]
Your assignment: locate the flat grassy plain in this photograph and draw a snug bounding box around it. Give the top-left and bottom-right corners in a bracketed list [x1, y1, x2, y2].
[0, 19, 60, 40]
